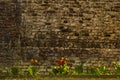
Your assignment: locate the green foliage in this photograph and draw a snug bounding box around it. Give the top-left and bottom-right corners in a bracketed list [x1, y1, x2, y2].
[89, 67, 96, 74]
[113, 62, 120, 74]
[50, 58, 116, 75]
[98, 66, 107, 75]
[50, 57, 72, 75]
[86, 66, 109, 75]
[115, 66, 120, 74]
[51, 64, 72, 75]
[74, 64, 83, 75]
[11, 66, 19, 75]
[50, 68, 59, 75]
[86, 67, 96, 75]
[28, 66, 37, 76]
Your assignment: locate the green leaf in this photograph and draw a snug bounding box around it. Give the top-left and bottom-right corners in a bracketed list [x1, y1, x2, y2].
[28, 66, 37, 76]
[74, 64, 83, 74]
[51, 68, 58, 75]
[11, 66, 19, 75]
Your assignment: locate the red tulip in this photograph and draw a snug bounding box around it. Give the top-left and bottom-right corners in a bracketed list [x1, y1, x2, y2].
[69, 64, 72, 68]
[61, 60, 65, 66]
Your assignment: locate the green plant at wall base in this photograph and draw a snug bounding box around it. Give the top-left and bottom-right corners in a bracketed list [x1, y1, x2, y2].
[11, 66, 19, 75]
[50, 58, 115, 75]
[85, 65, 111, 75]
[98, 66, 108, 75]
[112, 62, 120, 74]
[88, 66, 108, 75]
[74, 63, 84, 75]
[86, 66, 97, 75]
[115, 66, 120, 74]
[89, 67, 96, 75]
[28, 66, 37, 76]
[50, 57, 73, 75]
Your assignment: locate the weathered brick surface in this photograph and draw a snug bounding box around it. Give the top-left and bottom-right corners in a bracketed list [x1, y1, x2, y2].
[0, 0, 120, 74]
[0, 0, 20, 68]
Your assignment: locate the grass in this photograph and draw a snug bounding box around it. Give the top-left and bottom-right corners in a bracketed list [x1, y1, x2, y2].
[3, 78, 120, 80]
[2, 76, 120, 80]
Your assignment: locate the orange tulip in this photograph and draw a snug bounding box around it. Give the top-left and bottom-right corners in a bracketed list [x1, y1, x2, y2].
[31, 59, 38, 64]
[98, 64, 101, 68]
[34, 60, 38, 63]
[65, 58, 69, 61]
[31, 59, 34, 63]
[61, 57, 65, 60]
[107, 68, 111, 71]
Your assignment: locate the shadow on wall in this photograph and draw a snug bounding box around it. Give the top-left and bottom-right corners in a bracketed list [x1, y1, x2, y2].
[0, 0, 21, 66]
[0, 0, 21, 46]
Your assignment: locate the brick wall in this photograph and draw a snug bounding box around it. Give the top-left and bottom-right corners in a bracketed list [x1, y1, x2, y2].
[0, 0, 21, 69]
[0, 0, 120, 74]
